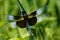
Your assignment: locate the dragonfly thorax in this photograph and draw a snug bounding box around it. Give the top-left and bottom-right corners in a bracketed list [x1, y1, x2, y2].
[22, 11, 28, 21]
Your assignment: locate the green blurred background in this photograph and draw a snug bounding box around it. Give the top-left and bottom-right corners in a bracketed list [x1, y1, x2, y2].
[0, 0, 60, 40]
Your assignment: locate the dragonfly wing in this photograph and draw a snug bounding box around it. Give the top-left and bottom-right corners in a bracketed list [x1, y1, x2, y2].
[28, 17, 37, 26]
[14, 16, 22, 20]
[29, 11, 36, 16]
[16, 20, 26, 28]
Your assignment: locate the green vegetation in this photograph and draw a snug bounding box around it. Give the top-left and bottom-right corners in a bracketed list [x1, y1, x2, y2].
[0, 0, 60, 40]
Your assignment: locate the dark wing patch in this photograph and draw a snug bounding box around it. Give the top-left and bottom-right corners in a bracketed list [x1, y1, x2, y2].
[28, 17, 37, 26]
[16, 20, 26, 28]
[14, 16, 22, 20]
[29, 11, 36, 16]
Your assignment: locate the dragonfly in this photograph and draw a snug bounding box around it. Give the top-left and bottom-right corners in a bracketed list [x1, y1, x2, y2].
[14, 11, 37, 28]
[9, 0, 48, 35]
[14, 0, 48, 28]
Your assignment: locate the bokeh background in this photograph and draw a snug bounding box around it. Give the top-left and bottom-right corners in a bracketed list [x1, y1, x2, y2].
[0, 0, 60, 40]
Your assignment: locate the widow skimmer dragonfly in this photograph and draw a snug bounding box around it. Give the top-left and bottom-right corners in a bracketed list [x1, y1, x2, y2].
[14, 11, 37, 28]
[9, 0, 48, 35]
